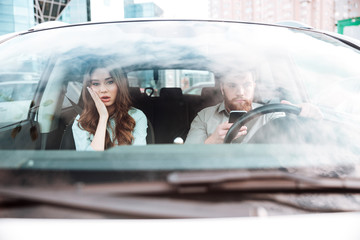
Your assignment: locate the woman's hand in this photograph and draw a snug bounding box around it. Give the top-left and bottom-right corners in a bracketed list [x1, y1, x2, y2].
[87, 87, 109, 151]
[87, 87, 109, 120]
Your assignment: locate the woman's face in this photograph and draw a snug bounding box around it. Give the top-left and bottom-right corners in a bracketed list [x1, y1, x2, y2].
[89, 68, 118, 107]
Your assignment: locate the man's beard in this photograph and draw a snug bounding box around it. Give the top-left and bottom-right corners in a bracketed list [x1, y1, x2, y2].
[224, 97, 252, 112]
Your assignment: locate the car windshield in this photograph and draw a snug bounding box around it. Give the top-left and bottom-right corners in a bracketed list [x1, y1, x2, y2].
[1, 20, 360, 219]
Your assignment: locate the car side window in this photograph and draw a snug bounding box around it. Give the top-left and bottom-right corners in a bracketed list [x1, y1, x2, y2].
[0, 71, 41, 128]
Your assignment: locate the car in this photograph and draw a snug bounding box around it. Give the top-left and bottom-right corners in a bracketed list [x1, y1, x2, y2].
[1, 19, 360, 239]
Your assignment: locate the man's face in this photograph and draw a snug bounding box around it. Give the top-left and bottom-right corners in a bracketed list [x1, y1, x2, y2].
[221, 72, 256, 112]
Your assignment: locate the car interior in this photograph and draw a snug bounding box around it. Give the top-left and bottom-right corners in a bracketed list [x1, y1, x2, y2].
[52, 65, 285, 149]
[56, 72, 224, 149]
[0, 53, 304, 150]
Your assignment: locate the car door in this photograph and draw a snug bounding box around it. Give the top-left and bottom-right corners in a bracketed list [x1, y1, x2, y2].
[0, 37, 47, 150]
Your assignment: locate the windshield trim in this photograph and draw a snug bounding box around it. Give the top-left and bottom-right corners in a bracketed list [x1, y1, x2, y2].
[0, 144, 358, 171]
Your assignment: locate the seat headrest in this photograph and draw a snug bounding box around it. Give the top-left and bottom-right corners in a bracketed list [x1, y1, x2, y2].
[201, 87, 222, 98]
[160, 88, 183, 99]
[128, 87, 142, 98]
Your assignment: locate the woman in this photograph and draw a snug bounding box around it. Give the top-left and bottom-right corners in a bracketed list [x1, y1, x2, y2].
[72, 60, 147, 151]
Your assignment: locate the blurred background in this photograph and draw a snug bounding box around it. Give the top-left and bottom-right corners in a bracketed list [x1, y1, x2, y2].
[0, 0, 359, 39]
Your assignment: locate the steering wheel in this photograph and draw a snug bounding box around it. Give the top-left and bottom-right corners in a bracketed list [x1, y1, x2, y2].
[224, 103, 301, 143]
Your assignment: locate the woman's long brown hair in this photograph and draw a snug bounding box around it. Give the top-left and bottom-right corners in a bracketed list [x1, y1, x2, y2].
[78, 59, 135, 149]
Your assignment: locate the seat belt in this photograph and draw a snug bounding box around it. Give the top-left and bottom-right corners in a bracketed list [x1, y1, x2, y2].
[65, 95, 83, 115]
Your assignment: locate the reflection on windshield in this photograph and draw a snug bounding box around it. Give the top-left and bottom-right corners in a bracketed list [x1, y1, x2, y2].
[0, 21, 359, 152]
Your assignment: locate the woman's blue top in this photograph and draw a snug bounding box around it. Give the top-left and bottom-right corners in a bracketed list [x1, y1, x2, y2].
[72, 108, 148, 151]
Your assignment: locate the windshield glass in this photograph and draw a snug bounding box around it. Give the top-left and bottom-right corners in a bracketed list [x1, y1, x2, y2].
[0, 20, 360, 175]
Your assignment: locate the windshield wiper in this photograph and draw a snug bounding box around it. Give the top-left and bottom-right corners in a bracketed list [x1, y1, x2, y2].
[1, 170, 360, 218]
[0, 183, 274, 218]
[167, 169, 360, 192]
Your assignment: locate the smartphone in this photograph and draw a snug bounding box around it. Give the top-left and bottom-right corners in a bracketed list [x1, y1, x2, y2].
[229, 110, 247, 123]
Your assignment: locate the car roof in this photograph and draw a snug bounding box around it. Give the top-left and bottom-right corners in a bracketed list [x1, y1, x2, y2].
[15, 18, 358, 49]
[18, 18, 316, 34]
[0, 31, 23, 44]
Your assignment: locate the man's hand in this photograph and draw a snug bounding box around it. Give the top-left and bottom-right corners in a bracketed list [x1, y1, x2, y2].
[281, 100, 323, 120]
[205, 122, 247, 144]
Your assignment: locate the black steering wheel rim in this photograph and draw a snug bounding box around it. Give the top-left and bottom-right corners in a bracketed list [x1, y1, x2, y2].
[224, 103, 301, 143]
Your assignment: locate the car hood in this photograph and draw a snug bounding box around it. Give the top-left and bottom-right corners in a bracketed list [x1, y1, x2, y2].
[1, 212, 360, 240]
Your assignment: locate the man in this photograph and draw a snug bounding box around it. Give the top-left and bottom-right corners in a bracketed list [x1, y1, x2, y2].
[185, 71, 322, 144]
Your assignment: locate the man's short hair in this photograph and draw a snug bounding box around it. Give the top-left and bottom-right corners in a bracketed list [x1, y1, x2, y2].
[219, 69, 257, 84]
